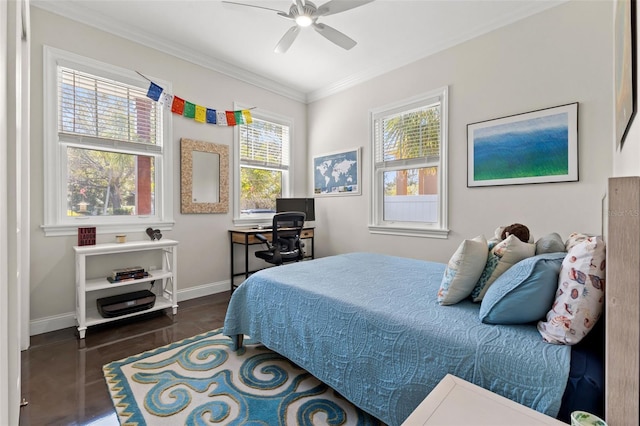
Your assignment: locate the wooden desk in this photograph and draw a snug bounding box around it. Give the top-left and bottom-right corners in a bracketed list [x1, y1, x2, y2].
[229, 227, 315, 292]
[402, 374, 566, 425]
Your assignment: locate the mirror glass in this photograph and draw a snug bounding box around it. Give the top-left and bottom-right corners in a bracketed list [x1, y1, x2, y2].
[181, 138, 228, 214]
[192, 151, 220, 203]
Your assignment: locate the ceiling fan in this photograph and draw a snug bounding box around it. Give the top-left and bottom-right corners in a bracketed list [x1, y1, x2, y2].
[222, 0, 374, 53]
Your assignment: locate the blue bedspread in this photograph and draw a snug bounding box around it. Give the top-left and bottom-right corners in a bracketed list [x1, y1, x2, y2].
[223, 252, 570, 426]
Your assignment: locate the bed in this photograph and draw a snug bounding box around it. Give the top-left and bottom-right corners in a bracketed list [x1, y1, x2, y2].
[223, 252, 604, 426]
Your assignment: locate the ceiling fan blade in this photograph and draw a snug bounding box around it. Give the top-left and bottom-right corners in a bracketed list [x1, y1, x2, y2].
[222, 1, 287, 14]
[295, 0, 306, 16]
[313, 22, 357, 50]
[274, 26, 301, 54]
[316, 0, 374, 17]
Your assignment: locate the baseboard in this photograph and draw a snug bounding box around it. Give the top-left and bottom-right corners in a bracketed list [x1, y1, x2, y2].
[29, 280, 229, 337]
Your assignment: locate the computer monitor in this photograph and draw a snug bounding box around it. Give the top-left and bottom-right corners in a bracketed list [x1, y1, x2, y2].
[276, 198, 315, 221]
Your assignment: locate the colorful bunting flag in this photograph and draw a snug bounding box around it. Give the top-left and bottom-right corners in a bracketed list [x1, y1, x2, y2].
[242, 109, 253, 124]
[171, 96, 185, 115]
[183, 101, 196, 119]
[142, 78, 254, 127]
[146, 82, 163, 101]
[234, 110, 244, 125]
[216, 111, 228, 126]
[225, 111, 237, 126]
[158, 92, 173, 109]
[206, 108, 217, 124]
[195, 105, 206, 123]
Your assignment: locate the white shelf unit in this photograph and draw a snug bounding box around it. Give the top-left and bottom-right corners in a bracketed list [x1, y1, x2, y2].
[74, 239, 178, 339]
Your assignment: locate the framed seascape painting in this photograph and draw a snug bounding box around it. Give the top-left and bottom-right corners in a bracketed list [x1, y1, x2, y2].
[313, 148, 361, 196]
[467, 103, 578, 188]
[614, 0, 637, 149]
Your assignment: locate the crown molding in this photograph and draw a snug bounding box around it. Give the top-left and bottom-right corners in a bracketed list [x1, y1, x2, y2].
[31, 1, 308, 103]
[33, 0, 566, 105]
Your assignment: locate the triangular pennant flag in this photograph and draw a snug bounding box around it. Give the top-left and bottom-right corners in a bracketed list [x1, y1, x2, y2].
[171, 96, 185, 115]
[183, 101, 196, 119]
[158, 92, 173, 109]
[216, 111, 228, 126]
[225, 111, 237, 126]
[146, 82, 163, 101]
[195, 105, 206, 123]
[242, 110, 253, 124]
[206, 108, 217, 124]
[234, 111, 244, 125]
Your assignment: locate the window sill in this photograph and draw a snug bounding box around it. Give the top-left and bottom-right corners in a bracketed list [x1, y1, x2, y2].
[368, 225, 449, 239]
[41, 220, 175, 237]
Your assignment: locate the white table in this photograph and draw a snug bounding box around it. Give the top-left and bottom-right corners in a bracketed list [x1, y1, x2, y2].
[402, 374, 567, 425]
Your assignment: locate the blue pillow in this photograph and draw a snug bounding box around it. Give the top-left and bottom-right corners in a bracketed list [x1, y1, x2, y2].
[479, 252, 565, 324]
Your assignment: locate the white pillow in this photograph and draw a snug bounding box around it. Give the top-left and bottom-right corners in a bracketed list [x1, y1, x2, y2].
[564, 232, 592, 251]
[437, 235, 488, 305]
[537, 236, 606, 345]
[471, 235, 536, 302]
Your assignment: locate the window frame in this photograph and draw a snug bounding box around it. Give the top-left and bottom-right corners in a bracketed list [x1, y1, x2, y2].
[232, 104, 293, 226]
[369, 87, 449, 239]
[42, 46, 174, 236]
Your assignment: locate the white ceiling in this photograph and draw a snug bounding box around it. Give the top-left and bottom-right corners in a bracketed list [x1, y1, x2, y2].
[32, 0, 566, 102]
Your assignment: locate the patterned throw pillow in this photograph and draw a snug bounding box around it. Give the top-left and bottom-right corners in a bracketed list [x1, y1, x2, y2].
[471, 235, 536, 302]
[564, 232, 592, 251]
[437, 235, 488, 305]
[537, 236, 606, 345]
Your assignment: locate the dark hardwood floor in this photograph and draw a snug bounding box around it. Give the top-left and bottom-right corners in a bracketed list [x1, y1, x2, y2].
[19, 292, 231, 426]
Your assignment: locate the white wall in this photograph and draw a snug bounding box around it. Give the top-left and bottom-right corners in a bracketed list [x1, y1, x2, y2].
[612, 1, 640, 176]
[29, 7, 307, 333]
[308, 0, 613, 264]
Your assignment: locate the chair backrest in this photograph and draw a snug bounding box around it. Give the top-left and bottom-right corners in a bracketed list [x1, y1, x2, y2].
[271, 211, 305, 258]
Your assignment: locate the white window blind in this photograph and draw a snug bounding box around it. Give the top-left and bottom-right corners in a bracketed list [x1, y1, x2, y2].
[239, 117, 289, 170]
[58, 67, 160, 150]
[374, 99, 441, 167]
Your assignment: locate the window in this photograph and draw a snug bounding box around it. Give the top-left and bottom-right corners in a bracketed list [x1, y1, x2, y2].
[370, 87, 449, 238]
[42, 46, 173, 236]
[233, 106, 292, 224]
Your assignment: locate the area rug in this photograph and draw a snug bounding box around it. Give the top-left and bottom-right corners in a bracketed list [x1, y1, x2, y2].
[103, 328, 382, 425]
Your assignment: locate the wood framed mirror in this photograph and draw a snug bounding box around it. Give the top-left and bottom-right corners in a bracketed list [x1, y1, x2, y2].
[180, 138, 229, 214]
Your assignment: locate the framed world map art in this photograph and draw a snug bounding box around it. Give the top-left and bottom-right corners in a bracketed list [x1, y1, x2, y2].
[313, 148, 361, 196]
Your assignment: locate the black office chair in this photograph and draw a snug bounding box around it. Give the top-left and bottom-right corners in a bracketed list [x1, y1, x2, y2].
[255, 211, 306, 266]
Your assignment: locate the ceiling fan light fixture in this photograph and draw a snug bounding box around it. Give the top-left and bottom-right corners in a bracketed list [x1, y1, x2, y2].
[224, 0, 375, 53]
[295, 15, 313, 27]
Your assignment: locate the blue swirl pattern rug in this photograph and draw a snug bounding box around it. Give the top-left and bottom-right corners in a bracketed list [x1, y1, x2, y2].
[103, 328, 383, 425]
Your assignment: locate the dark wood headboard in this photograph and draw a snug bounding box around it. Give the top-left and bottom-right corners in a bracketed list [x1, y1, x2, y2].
[606, 176, 640, 425]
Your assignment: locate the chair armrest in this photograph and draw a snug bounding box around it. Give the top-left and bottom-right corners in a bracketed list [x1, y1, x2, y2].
[255, 233, 268, 243]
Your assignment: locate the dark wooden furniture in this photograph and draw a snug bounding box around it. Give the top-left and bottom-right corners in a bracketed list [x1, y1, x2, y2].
[229, 227, 315, 292]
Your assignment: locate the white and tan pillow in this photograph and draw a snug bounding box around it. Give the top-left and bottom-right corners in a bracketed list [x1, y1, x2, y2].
[437, 235, 488, 305]
[537, 236, 606, 345]
[564, 232, 592, 251]
[471, 235, 536, 302]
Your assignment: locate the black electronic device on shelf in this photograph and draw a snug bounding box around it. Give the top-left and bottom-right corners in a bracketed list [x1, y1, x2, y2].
[97, 290, 156, 318]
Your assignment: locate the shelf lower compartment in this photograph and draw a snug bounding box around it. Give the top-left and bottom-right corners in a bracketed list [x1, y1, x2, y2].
[83, 295, 176, 327]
